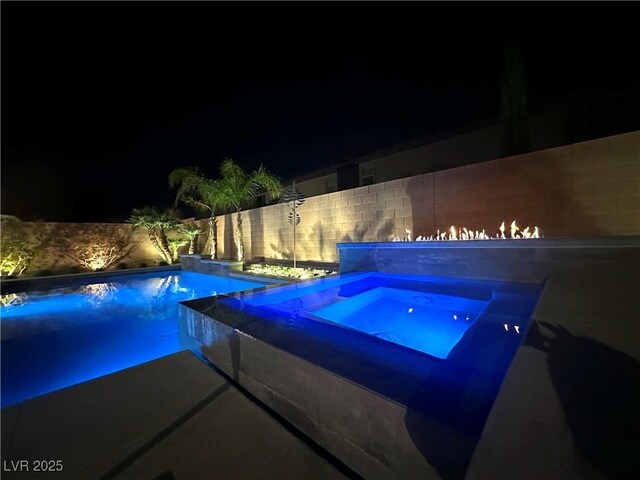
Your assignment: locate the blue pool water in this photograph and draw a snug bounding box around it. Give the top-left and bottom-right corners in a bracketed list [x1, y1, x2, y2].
[0, 271, 265, 407]
[312, 287, 486, 359]
[228, 272, 537, 360]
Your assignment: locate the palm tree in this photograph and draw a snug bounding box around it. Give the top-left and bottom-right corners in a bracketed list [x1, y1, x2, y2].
[128, 207, 180, 264]
[216, 158, 283, 263]
[179, 224, 203, 254]
[168, 238, 189, 262]
[169, 167, 221, 259]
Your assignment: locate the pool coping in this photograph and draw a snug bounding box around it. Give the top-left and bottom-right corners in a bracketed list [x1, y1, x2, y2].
[0, 265, 295, 296]
[0, 265, 183, 294]
[337, 236, 640, 249]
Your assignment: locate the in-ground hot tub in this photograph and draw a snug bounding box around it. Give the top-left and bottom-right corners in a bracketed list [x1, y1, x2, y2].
[233, 272, 494, 359]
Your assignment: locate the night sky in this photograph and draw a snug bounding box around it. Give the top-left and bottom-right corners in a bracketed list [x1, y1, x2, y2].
[2, 1, 638, 222]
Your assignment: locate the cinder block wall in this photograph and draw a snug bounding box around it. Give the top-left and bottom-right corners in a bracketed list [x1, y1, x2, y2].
[209, 131, 639, 263]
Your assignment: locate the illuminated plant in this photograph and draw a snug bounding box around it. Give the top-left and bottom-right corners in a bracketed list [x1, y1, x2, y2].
[168, 238, 189, 262]
[282, 180, 305, 268]
[0, 216, 35, 277]
[178, 224, 203, 254]
[52, 224, 138, 271]
[169, 167, 222, 258]
[216, 158, 283, 263]
[0, 241, 34, 277]
[128, 207, 180, 264]
[245, 263, 334, 279]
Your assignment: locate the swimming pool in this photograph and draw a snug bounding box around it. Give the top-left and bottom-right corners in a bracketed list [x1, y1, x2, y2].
[0, 270, 266, 407]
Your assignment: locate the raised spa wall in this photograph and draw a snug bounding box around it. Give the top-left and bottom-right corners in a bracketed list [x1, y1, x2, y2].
[180, 237, 640, 480]
[337, 237, 639, 283]
[179, 254, 243, 277]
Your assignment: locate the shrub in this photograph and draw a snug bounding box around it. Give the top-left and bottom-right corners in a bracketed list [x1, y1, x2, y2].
[138, 262, 148, 268]
[244, 263, 335, 279]
[0, 217, 36, 277]
[48, 224, 138, 271]
[128, 207, 180, 264]
[116, 262, 128, 270]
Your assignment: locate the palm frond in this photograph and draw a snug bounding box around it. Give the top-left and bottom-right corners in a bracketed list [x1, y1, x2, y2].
[127, 207, 180, 230]
[252, 165, 283, 198]
[169, 166, 223, 214]
[215, 158, 283, 211]
[178, 224, 203, 239]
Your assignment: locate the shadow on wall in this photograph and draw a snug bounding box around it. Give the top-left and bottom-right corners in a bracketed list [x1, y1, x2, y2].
[269, 228, 293, 261]
[310, 223, 325, 261]
[248, 208, 265, 263]
[511, 150, 605, 237]
[404, 151, 609, 238]
[266, 218, 394, 263]
[526, 321, 639, 479]
[339, 218, 395, 243]
[224, 214, 235, 260]
[405, 175, 436, 238]
[403, 382, 478, 480]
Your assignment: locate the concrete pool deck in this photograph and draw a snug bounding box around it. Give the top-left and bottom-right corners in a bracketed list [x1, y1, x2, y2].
[0, 351, 356, 480]
[466, 253, 640, 480]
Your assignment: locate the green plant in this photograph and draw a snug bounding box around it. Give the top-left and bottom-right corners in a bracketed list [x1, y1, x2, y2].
[139, 262, 148, 268]
[49, 224, 138, 271]
[128, 207, 181, 264]
[0, 240, 34, 277]
[245, 263, 334, 279]
[116, 262, 128, 270]
[0, 217, 36, 277]
[216, 158, 283, 263]
[169, 167, 222, 258]
[167, 238, 189, 262]
[178, 224, 204, 254]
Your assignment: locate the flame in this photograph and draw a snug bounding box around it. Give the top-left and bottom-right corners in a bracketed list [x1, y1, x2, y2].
[510, 220, 519, 239]
[393, 220, 542, 242]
